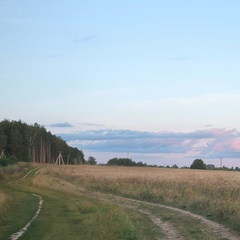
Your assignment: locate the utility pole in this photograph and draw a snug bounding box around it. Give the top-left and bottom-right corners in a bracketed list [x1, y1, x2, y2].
[0, 150, 5, 159]
[220, 157, 222, 168]
[55, 151, 65, 165]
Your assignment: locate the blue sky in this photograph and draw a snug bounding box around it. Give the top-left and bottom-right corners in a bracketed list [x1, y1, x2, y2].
[1, 1, 240, 167]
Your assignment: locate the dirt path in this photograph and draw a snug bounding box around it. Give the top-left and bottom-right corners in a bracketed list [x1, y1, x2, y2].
[137, 208, 183, 239]
[84, 190, 240, 240]
[6, 167, 45, 240]
[95, 194, 183, 240]
[9, 194, 43, 240]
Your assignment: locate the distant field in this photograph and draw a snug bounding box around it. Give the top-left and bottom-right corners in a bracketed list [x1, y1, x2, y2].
[38, 165, 240, 233]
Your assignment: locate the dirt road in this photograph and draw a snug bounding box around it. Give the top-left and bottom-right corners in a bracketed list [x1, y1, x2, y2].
[84, 190, 240, 240]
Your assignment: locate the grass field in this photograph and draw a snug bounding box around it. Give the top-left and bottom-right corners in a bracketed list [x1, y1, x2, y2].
[1, 164, 240, 239]
[41, 165, 240, 233]
[0, 164, 162, 240]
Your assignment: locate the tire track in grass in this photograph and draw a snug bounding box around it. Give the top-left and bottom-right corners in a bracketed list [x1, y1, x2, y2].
[9, 194, 43, 240]
[77, 189, 239, 240]
[94, 192, 184, 240]
[95, 194, 183, 240]
[138, 209, 183, 240]
[7, 167, 41, 185]
[6, 167, 46, 240]
[104, 194, 240, 240]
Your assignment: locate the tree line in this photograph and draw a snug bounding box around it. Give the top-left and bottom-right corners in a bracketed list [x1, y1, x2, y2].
[0, 119, 85, 165]
[107, 157, 147, 167]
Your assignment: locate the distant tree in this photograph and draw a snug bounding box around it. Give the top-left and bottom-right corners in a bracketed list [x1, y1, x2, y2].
[171, 164, 179, 169]
[136, 161, 147, 167]
[107, 158, 135, 166]
[190, 159, 206, 170]
[87, 156, 97, 165]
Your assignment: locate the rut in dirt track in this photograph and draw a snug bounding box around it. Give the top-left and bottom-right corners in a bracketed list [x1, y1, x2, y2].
[86, 190, 240, 240]
[96, 194, 183, 240]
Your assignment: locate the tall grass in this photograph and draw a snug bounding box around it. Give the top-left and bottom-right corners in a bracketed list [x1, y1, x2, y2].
[0, 162, 31, 180]
[42, 165, 240, 232]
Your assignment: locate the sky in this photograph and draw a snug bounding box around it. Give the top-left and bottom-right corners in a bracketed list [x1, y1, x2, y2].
[1, 0, 240, 167]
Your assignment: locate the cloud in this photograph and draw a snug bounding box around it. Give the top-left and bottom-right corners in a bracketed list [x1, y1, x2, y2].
[199, 135, 240, 159]
[50, 122, 73, 128]
[80, 122, 104, 127]
[58, 128, 240, 160]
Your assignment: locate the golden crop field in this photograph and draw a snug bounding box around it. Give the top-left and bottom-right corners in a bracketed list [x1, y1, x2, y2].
[42, 165, 240, 231]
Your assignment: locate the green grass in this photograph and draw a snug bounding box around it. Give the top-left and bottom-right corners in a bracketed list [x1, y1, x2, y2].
[0, 165, 162, 240]
[20, 189, 161, 240]
[3, 164, 239, 239]
[0, 188, 39, 239]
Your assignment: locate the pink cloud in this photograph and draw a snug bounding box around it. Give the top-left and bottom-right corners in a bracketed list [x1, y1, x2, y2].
[230, 138, 240, 151]
[212, 138, 240, 152]
[207, 128, 237, 137]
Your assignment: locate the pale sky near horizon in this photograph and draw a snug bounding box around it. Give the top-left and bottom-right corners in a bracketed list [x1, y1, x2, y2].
[1, 1, 240, 167]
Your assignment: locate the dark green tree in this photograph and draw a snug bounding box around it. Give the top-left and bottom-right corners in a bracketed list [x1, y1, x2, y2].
[190, 159, 206, 170]
[171, 164, 179, 169]
[107, 158, 136, 166]
[0, 119, 85, 165]
[87, 156, 97, 165]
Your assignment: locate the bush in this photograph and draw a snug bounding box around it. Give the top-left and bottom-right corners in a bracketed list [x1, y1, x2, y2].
[0, 156, 18, 167]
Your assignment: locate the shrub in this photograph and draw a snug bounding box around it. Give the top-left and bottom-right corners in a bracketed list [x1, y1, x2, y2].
[0, 156, 18, 167]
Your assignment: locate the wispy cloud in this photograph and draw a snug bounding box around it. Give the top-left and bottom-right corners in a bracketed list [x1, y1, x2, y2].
[80, 122, 104, 127]
[50, 122, 73, 128]
[58, 128, 240, 159]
